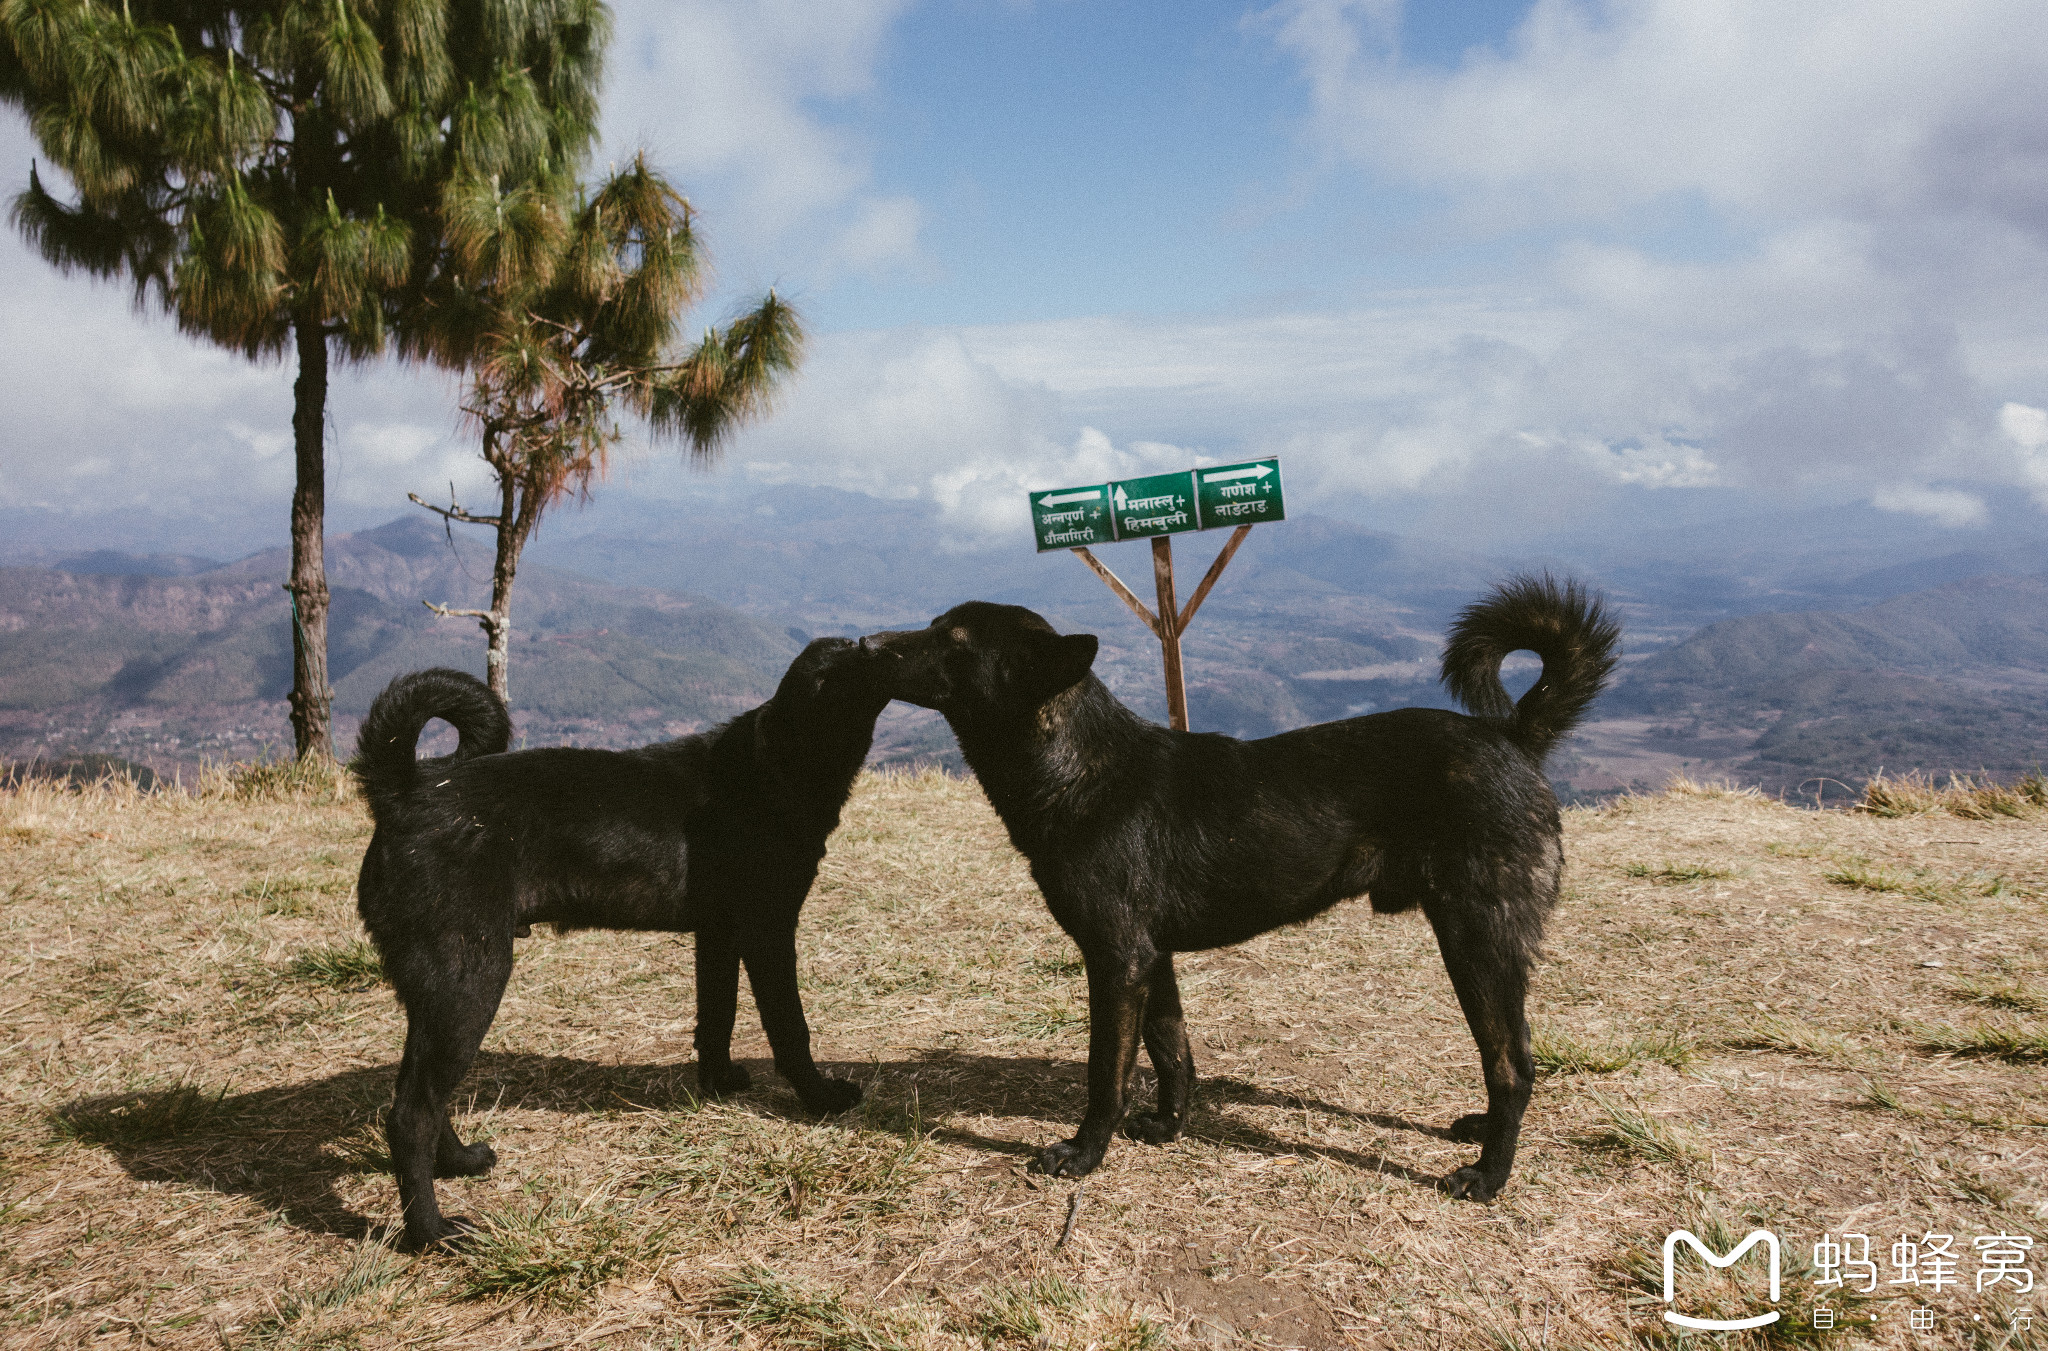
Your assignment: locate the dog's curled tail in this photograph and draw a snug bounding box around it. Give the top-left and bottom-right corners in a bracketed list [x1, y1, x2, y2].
[353, 668, 511, 820]
[1441, 574, 1620, 762]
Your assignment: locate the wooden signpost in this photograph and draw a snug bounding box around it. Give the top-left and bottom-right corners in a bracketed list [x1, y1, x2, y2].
[1029, 457, 1285, 731]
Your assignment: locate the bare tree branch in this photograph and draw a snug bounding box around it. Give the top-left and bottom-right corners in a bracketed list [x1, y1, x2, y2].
[422, 600, 498, 627]
[408, 491, 504, 527]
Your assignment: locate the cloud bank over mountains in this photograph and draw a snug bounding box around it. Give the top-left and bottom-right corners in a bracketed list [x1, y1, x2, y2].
[5, 0, 2048, 553]
[1266, 0, 2048, 525]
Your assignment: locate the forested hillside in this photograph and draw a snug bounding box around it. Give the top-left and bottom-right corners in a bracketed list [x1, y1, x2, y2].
[1598, 575, 2048, 792]
[0, 518, 802, 771]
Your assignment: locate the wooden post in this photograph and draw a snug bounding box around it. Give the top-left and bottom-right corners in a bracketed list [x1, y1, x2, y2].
[1178, 524, 1251, 631]
[1067, 523, 1255, 733]
[1151, 537, 1187, 731]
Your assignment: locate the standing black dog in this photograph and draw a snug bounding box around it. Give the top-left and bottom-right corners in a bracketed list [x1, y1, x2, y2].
[860, 576, 1617, 1201]
[353, 638, 885, 1249]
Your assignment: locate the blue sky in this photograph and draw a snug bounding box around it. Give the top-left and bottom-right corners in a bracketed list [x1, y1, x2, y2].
[643, 0, 1553, 329]
[7, 0, 2048, 557]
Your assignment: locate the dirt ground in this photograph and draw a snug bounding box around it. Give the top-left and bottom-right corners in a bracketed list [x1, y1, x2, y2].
[0, 769, 2042, 1349]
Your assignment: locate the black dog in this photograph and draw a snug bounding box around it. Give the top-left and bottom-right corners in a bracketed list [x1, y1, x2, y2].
[861, 576, 1617, 1200]
[353, 638, 886, 1249]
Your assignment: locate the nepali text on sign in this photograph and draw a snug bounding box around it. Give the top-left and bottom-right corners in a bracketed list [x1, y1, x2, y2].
[1028, 458, 1285, 551]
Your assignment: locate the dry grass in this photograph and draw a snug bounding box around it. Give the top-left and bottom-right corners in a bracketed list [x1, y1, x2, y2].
[2, 768, 2046, 1348]
[1859, 770, 2048, 821]
[1727, 1015, 1866, 1067]
[1620, 861, 1739, 884]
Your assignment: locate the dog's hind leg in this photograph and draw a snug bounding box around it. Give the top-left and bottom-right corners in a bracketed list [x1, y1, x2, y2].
[737, 924, 863, 1114]
[386, 943, 512, 1250]
[1426, 906, 1535, 1203]
[1033, 947, 1153, 1177]
[693, 926, 752, 1096]
[1124, 954, 1193, 1146]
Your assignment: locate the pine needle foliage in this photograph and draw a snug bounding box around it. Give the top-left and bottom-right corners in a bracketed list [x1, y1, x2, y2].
[3, 0, 605, 354]
[412, 152, 804, 704]
[1, 0, 610, 758]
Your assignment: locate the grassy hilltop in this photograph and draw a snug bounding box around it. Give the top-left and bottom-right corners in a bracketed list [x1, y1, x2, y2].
[1, 771, 2044, 1349]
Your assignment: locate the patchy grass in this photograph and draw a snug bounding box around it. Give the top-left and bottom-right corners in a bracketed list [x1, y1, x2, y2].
[1819, 856, 2011, 903]
[972, 1273, 1085, 1345]
[1533, 1030, 1696, 1075]
[1860, 769, 2047, 820]
[1580, 1092, 1708, 1167]
[1622, 860, 1738, 884]
[1951, 974, 2048, 1013]
[240, 1238, 408, 1345]
[1911, 1019, 2048, 1062]
[238, 873, 340, 919]
[1730, 1014, 1864, 1065]
[198, 754, 359, 804]
[3, 766, 2045, 1348]
[450, 1191, 650, 1309]
[636, 1101, 930, 1231]
[281, 938, 384, 990]
[710, 1264, 912, 1350]
[1861, 1078, 1909, 1113]
[1661, 775, 1767, 800]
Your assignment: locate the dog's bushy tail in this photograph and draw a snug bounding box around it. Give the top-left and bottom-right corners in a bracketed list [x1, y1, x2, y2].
[1441, 574, 1620, 762]
[353, 668, 511, 820]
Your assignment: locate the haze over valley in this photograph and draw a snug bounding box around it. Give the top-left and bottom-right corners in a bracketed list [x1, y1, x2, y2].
[7, 483, 2046, 799]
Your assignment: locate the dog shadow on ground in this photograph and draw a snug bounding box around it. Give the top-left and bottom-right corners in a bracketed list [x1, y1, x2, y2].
[52, 1053, 713, 1241]
[56, 1050, 1448, 1239]
[845, 1052, 1446, 1187]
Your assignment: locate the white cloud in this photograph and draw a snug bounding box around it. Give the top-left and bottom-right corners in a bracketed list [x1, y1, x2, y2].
[11, 1, 2048, 553]
[716, 328, 1204, 540]
[1273, 0, 2048, 233]
[1248, 0, 2048, 524]
[1871, 484, 1988, 529]
[2001, 401, 2048, 507]
[603, 0, 925, 285]
[2001, 401, 2048, 450]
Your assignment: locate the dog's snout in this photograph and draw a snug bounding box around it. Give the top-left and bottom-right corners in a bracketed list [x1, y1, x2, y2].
[861, 629, 914, 656]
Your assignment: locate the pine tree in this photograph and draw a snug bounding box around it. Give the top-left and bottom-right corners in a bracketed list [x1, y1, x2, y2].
[412, 154, 803, 705]
[1, 0, 608, 758]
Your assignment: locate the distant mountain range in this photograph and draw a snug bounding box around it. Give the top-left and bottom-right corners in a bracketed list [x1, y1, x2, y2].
[5, 486, 2048, 795]
[1591, 574, 2048, 797]
[0, 517, 804, 772]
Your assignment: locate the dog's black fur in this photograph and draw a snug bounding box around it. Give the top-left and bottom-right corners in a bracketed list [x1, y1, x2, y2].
[860, 576, 1618, 1201]
[353, 638, 886, 1249]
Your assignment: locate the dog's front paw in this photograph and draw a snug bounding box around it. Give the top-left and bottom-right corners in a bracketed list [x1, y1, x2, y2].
[1122, 1112, 1184, 1146]
[1447, 1112, 1491, 1144]
[435, 1140, 497, 1178]
[699, 1062, 753, 1096]
[800, 1077, 863, 1115]
[401, 1213, 477, 1253]
[1028, 1138, 1104, 1178]
[1441, 1165, 1504, 1202]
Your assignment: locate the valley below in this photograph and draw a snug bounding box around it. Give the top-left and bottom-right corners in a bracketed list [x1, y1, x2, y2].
[6, 487, 2048, 799]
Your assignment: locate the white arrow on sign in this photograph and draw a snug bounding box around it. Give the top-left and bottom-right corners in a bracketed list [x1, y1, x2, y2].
[1201, 464, 1272, 483]
[1038, 489, 1101, 506]
[1113, 486, 1129, 509]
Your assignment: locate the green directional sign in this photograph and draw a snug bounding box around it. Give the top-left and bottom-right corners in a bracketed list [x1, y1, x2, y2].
[1193, 457, 1284, 526]
[1031, 483, 1113, 551]
[1029, 456, 1286, 550]
[1109, 470, 1198, 541]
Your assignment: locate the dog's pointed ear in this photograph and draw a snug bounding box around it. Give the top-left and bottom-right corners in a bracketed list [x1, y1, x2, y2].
[1031, 631, 1098, 699]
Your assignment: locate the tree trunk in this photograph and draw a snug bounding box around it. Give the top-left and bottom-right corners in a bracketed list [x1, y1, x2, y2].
[483, 470, 536, 707]
[286, 320, 334, 761]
